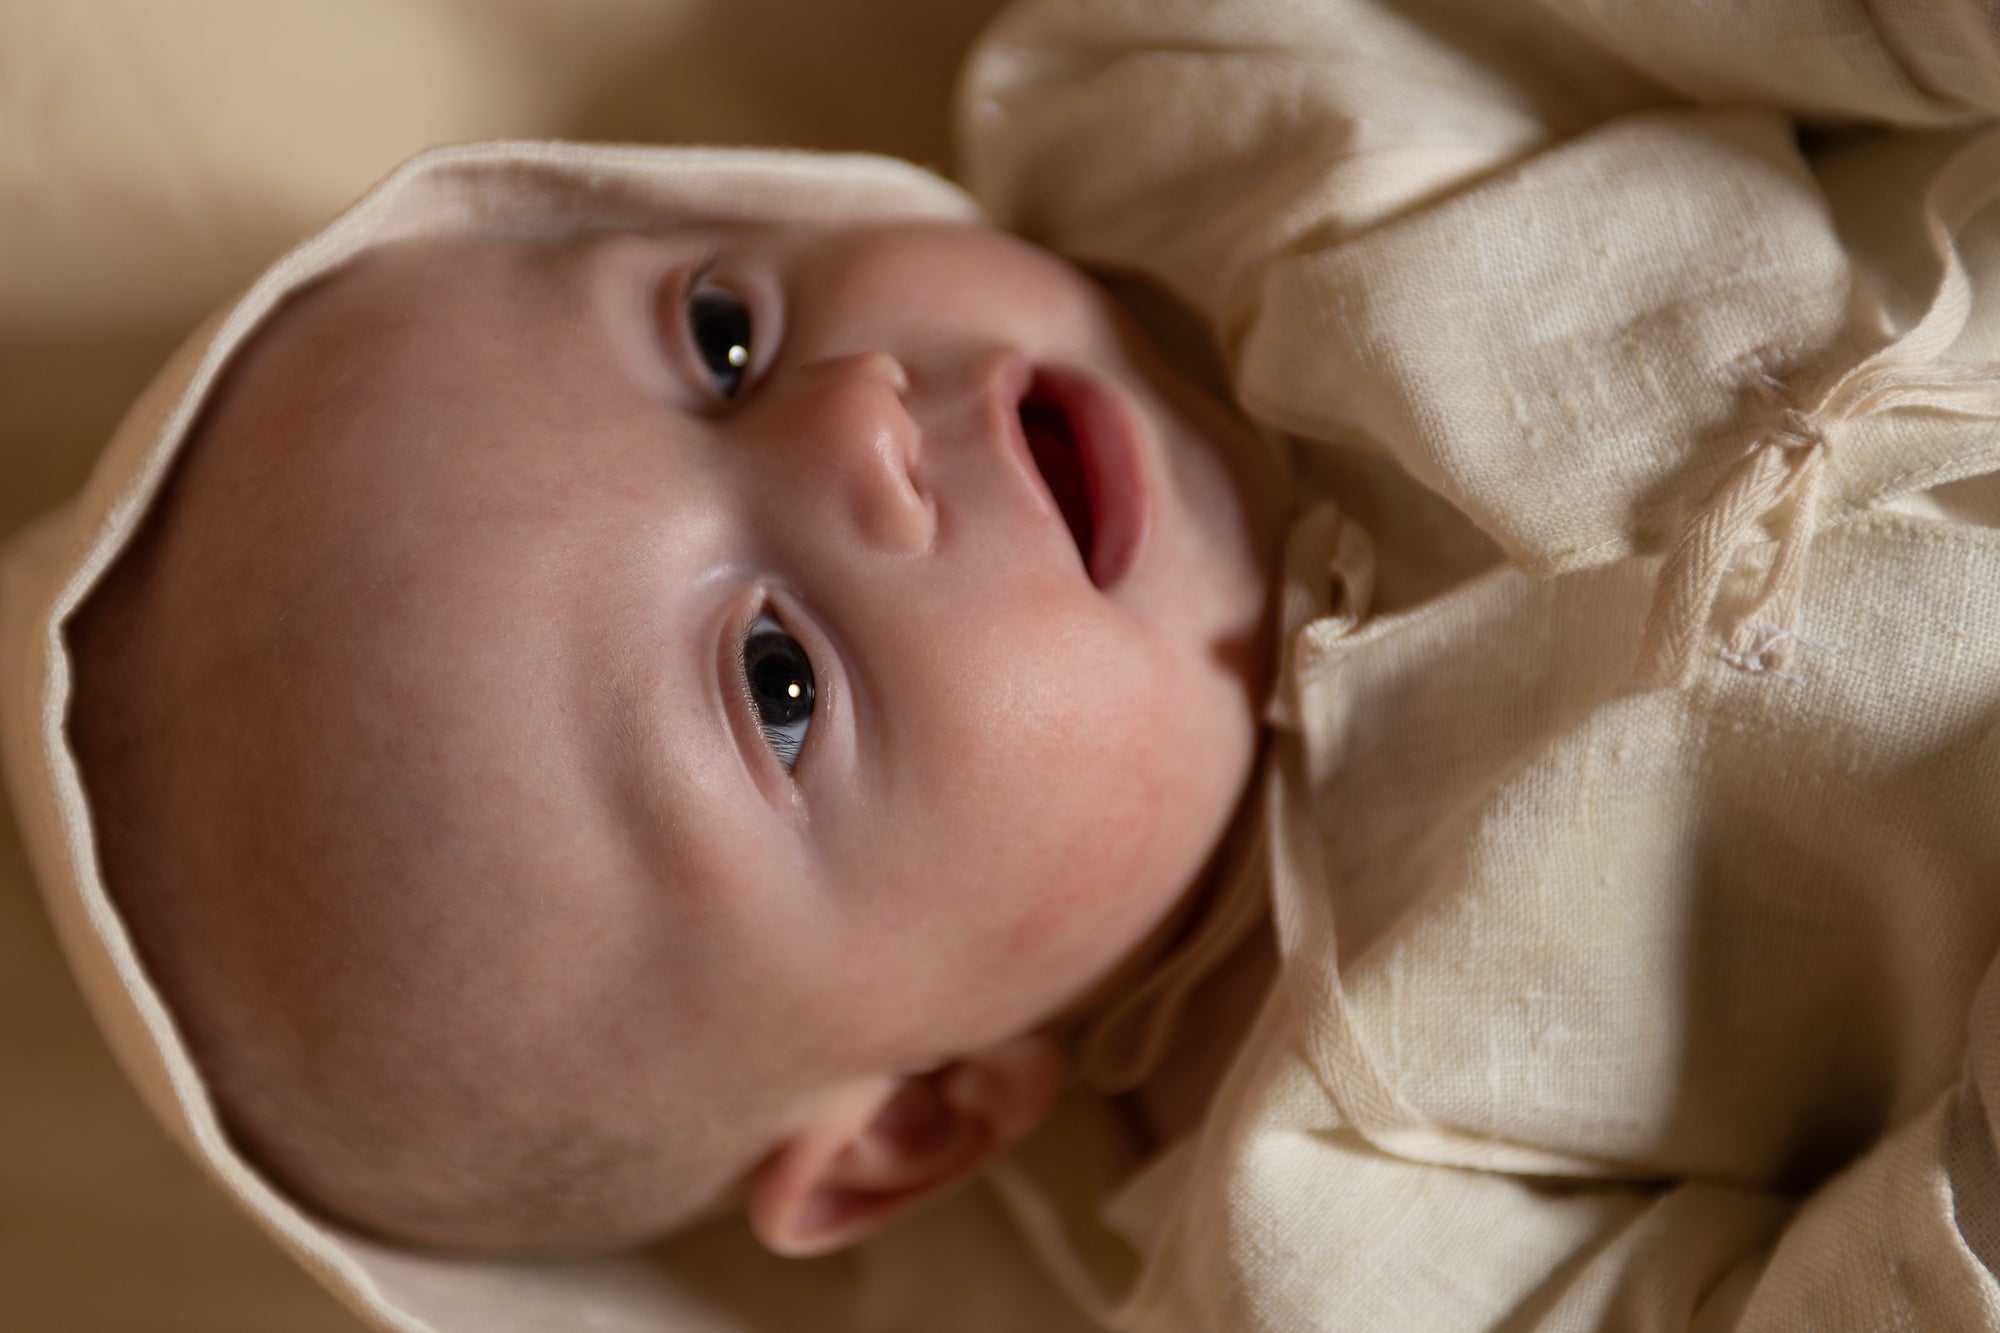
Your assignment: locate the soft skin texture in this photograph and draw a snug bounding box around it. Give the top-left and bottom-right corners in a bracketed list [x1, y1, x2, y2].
[71, 221, 1283, 1257]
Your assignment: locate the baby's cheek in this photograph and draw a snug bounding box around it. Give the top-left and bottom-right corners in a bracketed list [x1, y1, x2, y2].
[955, 615, 1229, 994]
[999, 762, 1180, 965]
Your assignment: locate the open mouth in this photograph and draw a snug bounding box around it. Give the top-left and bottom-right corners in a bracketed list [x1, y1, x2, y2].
[1020, 382, 1095, 572]
[1013, 364, 1147, 590]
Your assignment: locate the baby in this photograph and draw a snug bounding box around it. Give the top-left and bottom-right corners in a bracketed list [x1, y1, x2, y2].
[58, 212, 1287, 1258]
[22, 4, 2000, 1325]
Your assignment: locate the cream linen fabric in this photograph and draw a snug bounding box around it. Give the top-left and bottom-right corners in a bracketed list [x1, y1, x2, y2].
[956, 1, 2000, 1329]
[0, 138, 1110, 1333]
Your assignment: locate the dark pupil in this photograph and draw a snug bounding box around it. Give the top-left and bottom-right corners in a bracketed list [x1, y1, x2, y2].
[689, 293, 751, 397]
[745, 633, 813, 726]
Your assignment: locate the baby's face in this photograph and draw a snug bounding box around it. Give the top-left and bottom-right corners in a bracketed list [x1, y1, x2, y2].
[174, 218, 1280, 1232]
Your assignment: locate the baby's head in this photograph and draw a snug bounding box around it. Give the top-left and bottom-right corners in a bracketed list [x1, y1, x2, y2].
[64, 216, 1280, 1258]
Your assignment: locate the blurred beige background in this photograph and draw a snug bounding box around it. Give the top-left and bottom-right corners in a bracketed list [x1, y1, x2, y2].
[0, 2, 1003, 1326]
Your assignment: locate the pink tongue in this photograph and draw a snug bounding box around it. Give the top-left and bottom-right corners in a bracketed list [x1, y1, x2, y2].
[1022, 403, 1094, 564]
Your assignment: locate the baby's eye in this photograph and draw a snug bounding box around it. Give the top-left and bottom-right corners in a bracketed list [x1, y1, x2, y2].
[741, 614, 814, 772]
[687, 284, 754, 400]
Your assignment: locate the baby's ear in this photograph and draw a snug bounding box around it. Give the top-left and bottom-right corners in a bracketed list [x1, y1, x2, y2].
[746, 1032, 1063, 1257]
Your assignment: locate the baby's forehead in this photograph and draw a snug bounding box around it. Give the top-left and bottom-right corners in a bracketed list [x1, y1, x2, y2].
[162, 226, 769, 1024]
[221, 224, 718, 412]
[259, 232, 581, 350]
[205, 231, 590, 435]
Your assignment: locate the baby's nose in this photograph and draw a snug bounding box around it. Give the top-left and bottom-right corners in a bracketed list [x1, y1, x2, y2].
[782, 351, 933, 554]
[836, 350, 911, 397]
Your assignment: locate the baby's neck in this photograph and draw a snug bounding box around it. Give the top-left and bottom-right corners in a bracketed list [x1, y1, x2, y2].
[1120, 912, 1278, 1155]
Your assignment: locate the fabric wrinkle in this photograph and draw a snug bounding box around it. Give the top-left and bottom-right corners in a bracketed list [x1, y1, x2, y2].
[1635, 126, 2000, 691]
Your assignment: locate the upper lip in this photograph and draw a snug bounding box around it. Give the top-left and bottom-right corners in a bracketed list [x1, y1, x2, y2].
[989, 353, 1058, 520]
[985, 353, 1149, 591]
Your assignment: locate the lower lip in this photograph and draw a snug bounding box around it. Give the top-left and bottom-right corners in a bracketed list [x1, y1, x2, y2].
[1031, 367, 1150, 590]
